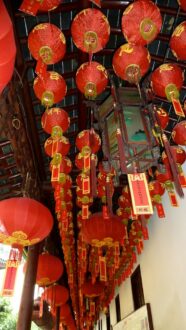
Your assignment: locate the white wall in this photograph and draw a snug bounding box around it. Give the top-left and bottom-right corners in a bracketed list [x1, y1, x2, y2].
[100, 163, 186, 330]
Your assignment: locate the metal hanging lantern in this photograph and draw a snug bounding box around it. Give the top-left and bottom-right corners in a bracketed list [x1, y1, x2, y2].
[76, 62, 108, 99]
[151, 63, 185, 117]
[170, 21, 186, 60]
[122, 0, 162, 46]
[71, 8, 110, 54]
[28, 23, 66, 78]
[172, 121, 186, 145]
[113, 43, 151, 85]
[33, 71, 67, 107]
[19, 0, 61, 16]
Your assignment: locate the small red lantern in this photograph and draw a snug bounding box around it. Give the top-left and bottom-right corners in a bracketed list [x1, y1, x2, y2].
[148, 180, 165, 201]
[19, 0, 61, 16]
[71, 8, 110, 53]
[36, 252, 64, 286]
[28, 23, 66, 77]
[76, 62, 108, 99]
[50, 156, 72, 174]
[151, 64, 184, 117]
[172, 121, 186, 145]
[44, 136, 70, 157]
[82, 211, 126, 247]
[81, 281, 104, 297]
[0, 198, 53, 247]
[113, 43, 150, 84]
[33, 71, 67, 107]
[155, 168, 172, 184]
[162, 146, 186, 165]
[0, 0, 16, 94]
[177, 0, 186, 11]
[41, 108, 70, 135]
[155, 107, 169, 129]
[76, 130, 101, 155]
[44, 285, 69, 307]
[52, 175, 72, 190]
[122, 0, 162, 46]
[59, 304, 71, 320]
[170, 22, 186, 60]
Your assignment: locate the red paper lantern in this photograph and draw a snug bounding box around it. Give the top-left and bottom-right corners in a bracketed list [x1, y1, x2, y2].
[81, 281, 104, 297]
[156, 107, 169, 129]
[52, 175, 72, 190]
[172, 121, 186, 145]
[82, 211, 126, 247]
[41, 108, 70, 135]
[76, 130, 101, 154]
[50, 156, 72, 174]
[155, 169, 172, 183]
[44, 285, 69, 306]
[19, 0, 61, 16]
[76, 62, 108, 99]
[0, 0, 16, 94]
[33, 71, 67, 107]
[162, 146, 186, 165]
[148, 180, 165, 197]
[122, 0, 162, 46]
[113, 43, 150, 84]
[36, 252, 64, 286]
[170, 22, 186, 60]
[0, 198, 53, 247]
[59, 304, 71, 320]
[44, 136, 70, 157]
[54, 188, 72, 203]
[177, 0, 186, 11]
[151, 64, 184, 117]
[71, 8, 110, 53]
[28, 23, 66, 77]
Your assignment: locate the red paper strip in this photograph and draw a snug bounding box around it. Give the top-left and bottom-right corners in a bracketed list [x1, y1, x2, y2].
[179, 173, 186, 187]
[128, 173, 153, 215]
[155, 203, 165, 218]
[51, 140, 59, 157]
[171, 97, 185, 117]
[19, 0, 40, 16]
[99, 256, 107, 281]
[83, 176, 90, 194]
[82, 205, 89, 219]
[1, 250, 20, 297]
[168, 191, 179, 207]
[83, 155, 90, 171]
[51, 165, 60, 182]
[90, 302, 95, 315]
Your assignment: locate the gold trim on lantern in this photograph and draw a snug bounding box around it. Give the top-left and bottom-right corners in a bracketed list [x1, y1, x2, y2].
[172, 23, 185, 37]
[81, 146, 91, 156]
[84, 31, 98, 52]
[140, 18, 157, 41]
[39, 46, 53, 64]
[165, 84, 180, 102]
[37, 277, 52, 286]
[51, 126, 63, 139]
[125, 64, 141, 84]
[119, 44, 133, 55]
[0, 231, 40, 246]
[84, 82, 97, 99]
[123, 4, 133, 15]
[91, 237, 118, 247]
[41, 91, 54, 107]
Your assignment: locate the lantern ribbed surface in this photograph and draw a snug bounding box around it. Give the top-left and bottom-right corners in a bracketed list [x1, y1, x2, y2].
[170, 21, 186, 60]
[172, 121, 186, 145]
[41, 108, 70, 134]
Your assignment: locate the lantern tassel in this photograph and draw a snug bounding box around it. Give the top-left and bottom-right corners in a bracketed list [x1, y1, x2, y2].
[162, 134, 184, 198]
[19, 0, 40, 16]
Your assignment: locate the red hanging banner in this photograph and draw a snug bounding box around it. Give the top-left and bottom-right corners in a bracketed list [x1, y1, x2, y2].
[128, 173, 153, 215]
[1, 248, 21, 297]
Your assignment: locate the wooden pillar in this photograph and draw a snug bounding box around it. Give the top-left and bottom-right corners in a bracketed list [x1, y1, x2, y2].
[16, 243, 40, 330]
[55, 306, 60, 330]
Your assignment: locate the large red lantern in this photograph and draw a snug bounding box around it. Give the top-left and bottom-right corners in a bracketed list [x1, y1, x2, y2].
[19, 0, 61, 16]
[0, 0, 16, 94]
[151, 64, 184, 117]
[44, 136, 70, 157]
[44, 285, 69, 306]
[28, 23, 66, 77]
[113, 43, 150, 84]
[36, 252, 64, 286]
[0, 198, 53, 247]
[41, 108, 70, 136]
[81, 281, 104, 297]
[82, 211, 126, 247]
[122, 0, 162, 46]
[170, 22, 186, 60]
[71, 8, 110, 53]
[76, 62, 108, 99]
[177, 0, 186, 11]
[33, 71, 67, 107]
[76, 130, 101, 154]
[172, 121, 186, 145]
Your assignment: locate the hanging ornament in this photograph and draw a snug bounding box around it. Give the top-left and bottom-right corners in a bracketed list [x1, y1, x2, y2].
[170, 21, 186, 60]
[43, 284, 69, 307]
[0, 198, 53, 247]
[44, 136, 70, 157]
[113, 43, 151, 85]
[81, 281, 104, 297]
[172, 121, 186, 145]
[71, 8, 110, 54]
[0, 0, 16, 94]
[122, 0, 162, 46]
[148, 180, 165, 218]
[155, 107, 169, 130]
[28, 23, 66, 78]
[76, 130, 101, 155]
[33, 71, 67, 107]
[155, 168, 178, 207]
[151, 64, 185, 117]
[41, 108, 70, 136]
[177, 0, 186, 11]
[19, 0, 61, 16]
[76, 62, 108, 99]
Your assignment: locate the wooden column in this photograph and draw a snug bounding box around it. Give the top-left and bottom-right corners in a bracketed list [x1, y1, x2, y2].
[16, 243, 40, 330]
